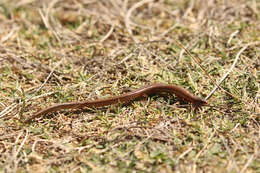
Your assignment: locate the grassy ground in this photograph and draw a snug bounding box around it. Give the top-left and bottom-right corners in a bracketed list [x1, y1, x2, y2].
[0, 0, 259, 172]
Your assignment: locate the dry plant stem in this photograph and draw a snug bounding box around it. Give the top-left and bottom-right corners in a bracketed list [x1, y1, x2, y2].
[172, 38, 247, 102]
[0, 59, 63, 119]
[125, 0, 154, 43]
[39, 0, 62, 43]
[100, 24, 115, 43]
[33, 59, 64, 94]
[25, 83, 207, 123]
[205, 45, 248, 100]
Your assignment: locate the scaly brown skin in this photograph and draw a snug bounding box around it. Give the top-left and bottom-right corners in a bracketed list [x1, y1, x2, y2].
[25, 83, 207, 123]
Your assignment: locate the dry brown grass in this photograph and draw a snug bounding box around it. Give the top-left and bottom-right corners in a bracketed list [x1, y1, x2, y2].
[0, 0, 259, 172]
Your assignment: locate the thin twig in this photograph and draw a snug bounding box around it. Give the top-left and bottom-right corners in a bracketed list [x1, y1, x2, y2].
[0, 59, 63, 120]
[227, 30, 239, 46]
[240, 151, 258, 173]
[33, 59, 64, 94]
[100, 24, 115, 43]
[171, 37, 251, 103]
[205, 45, 248, 100]
[0, 103, 17, 119]
[125, 0, 154, 43]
